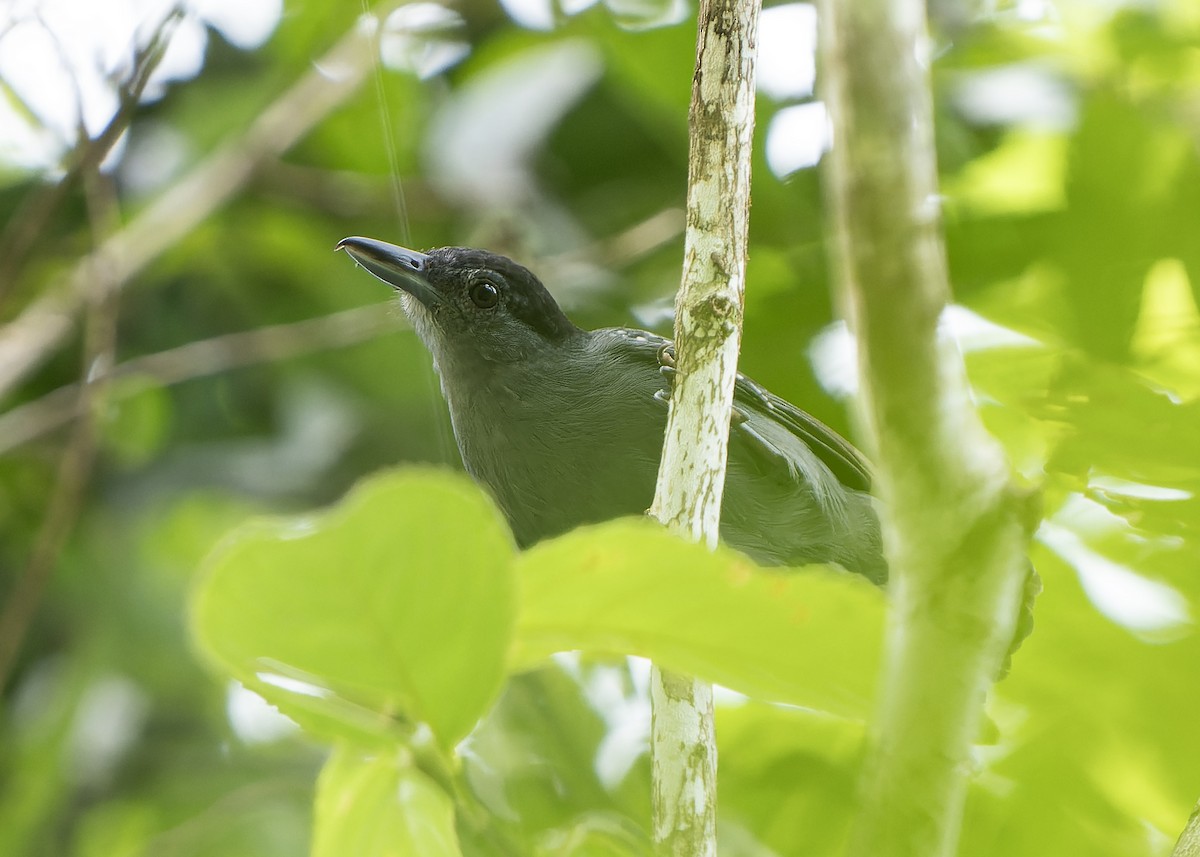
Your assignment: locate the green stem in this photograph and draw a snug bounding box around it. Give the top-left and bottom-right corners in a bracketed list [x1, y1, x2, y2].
[816, 0, 1032, 853]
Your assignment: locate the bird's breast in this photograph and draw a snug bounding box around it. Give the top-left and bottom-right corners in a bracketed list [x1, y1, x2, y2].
[440, 361, 666, 547]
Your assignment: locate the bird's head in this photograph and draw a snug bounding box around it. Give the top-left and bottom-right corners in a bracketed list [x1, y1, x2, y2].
[337, 236, 579, 368]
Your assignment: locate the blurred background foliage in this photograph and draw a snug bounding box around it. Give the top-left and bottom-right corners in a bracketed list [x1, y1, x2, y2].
[1, 0, 1199, 854]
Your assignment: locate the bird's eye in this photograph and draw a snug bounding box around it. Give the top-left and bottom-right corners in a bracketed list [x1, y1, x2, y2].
[469, 279, 501, 309]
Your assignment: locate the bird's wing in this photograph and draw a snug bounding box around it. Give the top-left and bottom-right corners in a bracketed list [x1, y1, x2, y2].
[605, 328, 872, 493]
[731, 373, 872, 492]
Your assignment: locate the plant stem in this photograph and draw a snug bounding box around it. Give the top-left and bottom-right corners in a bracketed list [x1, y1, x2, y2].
[647, 0, 760, 851]
[816, 0, 1032, 854]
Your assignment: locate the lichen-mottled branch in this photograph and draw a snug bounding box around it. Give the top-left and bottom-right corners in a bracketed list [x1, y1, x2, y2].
[647, 0, 761, 852]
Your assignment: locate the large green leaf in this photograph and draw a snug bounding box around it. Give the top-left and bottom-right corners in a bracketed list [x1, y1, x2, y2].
[314, 746, 460, 857]
[511, 519, 886, 719]
[191, 469, 517, 747]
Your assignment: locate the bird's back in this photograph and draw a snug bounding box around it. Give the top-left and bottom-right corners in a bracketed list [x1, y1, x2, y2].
[441, 326, 886, 583]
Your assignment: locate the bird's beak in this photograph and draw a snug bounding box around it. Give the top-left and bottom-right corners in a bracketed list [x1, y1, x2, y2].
[336, 236, 440, 308]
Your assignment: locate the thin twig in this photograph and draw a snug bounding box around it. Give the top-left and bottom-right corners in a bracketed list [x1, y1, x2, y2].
[0, 170, 123, 692]
[0, 1, 405, 405]
[0, 205, 684, 456]
[0, 304, 403, 456]
[0, 6, 185, 304]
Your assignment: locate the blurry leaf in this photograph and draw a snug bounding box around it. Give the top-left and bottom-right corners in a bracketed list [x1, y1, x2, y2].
[1130, 258, 1200, 400]
[72, 800, 157, 857]
[541, 87, 686, 237]
[191, 469, 517, 748]
[0, 661, 90, 856]
[314, 746, 460, 857]
[1044, 359, 1200, 491]
[935, 21, 1059, 70]
[511, 519, 885, 718]
[426, 40, 603, 207]
[1111, 9, 1197, 81]
[716, 703, 865, 857]
[583, 12, 693, 136]
[381, 4, 471, 79]
[1056, 92, 1192, 361]
[946, 129, 1067, 216]
[10, 0, 1200, 853]
[138, 492, 265, 582]
[1038, 493, 1192, 642]
[945, 212, 1061, 308]
[962, 547, 1200, 857]
[534, 811, 653, 855]
[461, 663, 651, 851]
[295, 71, 427, 177]
[100, 375, 173, 468]
[601, 0, 688, 32]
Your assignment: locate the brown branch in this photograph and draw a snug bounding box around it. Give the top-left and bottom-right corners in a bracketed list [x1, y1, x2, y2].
[0, 203, 683, 456]
[549, 207, 685, 277]
[0, 0, 404, 405]
[0, 304, 402, 456]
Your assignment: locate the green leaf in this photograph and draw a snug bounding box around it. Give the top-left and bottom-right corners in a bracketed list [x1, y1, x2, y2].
[533, 811, 653, 855]
[461, 663, 652, 850]
[511, 519, 885, 719]
[99, 374, 173, 468]
[314, 746, 460, 857]
[191, 469, 517, 747]
[716, 702, 865, 857]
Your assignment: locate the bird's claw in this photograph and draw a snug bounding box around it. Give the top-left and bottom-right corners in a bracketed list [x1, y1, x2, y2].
[657, 343, 678, 405]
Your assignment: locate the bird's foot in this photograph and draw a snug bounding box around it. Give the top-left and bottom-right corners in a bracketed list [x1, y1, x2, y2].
[653, 343, 748, 426]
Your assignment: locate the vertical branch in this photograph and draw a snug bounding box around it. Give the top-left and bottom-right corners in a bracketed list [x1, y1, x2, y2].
[816, 0, 1031, 856]
[647, 0, 760, 852]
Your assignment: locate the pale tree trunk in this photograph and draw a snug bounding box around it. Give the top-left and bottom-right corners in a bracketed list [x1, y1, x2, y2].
[646, 0, 760, 852]
[816, 0, 1032, 856]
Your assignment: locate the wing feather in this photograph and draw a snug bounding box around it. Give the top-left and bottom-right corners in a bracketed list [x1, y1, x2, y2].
[599, 328, 872, 493]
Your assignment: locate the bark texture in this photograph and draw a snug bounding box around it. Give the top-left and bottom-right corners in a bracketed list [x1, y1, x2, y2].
[816, 0, 1032, 855]
[647, 0, 760, 852]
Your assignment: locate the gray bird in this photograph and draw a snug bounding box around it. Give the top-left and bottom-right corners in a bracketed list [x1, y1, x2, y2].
[338, 236, 887, 584]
